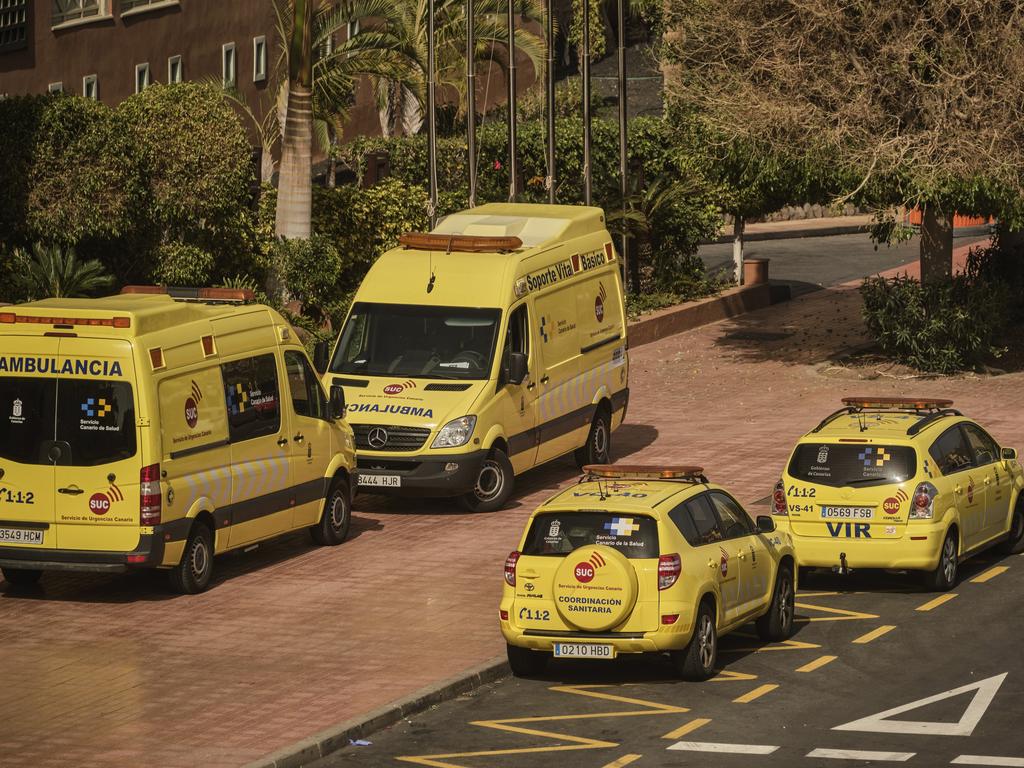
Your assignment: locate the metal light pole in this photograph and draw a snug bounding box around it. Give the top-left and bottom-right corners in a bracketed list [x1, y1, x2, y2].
[507, 0, 519, 201]
[427, 0, 438, 226]
[466, 0, 477, 207]
[545, 0, 555, 203]
[582, 0, 592, 205]
[616, 0, 629, 291]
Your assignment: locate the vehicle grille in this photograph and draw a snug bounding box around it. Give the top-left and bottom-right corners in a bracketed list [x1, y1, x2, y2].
[353, 424, 431, 452]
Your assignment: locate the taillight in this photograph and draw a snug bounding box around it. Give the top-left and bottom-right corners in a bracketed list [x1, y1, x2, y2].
[772, 479, 788, 515]
[140, 463, 162, 525]
[504, 551, 520, 586]
[658, 553, 681, 590]
[499, 609, 509, 621]
[910, 482, 938, 520]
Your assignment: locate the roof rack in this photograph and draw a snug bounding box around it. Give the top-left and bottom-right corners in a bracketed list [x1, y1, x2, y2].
[811, 397, 960, 433]
[398, 232, 522, 253]
[907, 409, 963, 436]
[582, 464, 709, 484]
[120, 285, 254, 304]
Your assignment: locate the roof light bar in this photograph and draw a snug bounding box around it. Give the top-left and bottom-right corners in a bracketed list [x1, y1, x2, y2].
[398, 232, 523, 253]
[583, 464, 707, 481]
[121, 285, 254, 302]
[841, 396, 954, 410]
[0, 313, 130, 328]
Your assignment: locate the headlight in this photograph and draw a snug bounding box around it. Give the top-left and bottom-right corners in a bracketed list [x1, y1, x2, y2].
[431, 415, 477, 448]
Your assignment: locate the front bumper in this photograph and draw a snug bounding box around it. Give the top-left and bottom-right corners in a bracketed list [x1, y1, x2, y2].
[356, 450, 489, 498]
[779, 520, 948, 571]
[0, 531, 165, 574]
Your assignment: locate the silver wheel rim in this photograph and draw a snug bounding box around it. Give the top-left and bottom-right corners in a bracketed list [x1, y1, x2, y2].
[1013, 512, 1024, 543]
[190, 538, 208, 580]
[592, 419, 608, 460]
[697, 614, 715, 670]
[329, 495, 347, 532]
[942, 536, 957, 583]
[778, 575, 793, 628]
[475, 460, 504, 501]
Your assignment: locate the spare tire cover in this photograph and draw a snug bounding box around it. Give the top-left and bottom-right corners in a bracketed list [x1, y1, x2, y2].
[553, 544, 639, 632]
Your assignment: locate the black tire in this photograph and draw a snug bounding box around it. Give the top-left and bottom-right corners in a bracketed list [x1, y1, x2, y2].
[756, 566, 795, 642]
[998, 501, 1024, 555]
[672, 600, 717, 681]
[1, 567, 42, 587]
[574, 406, 612, 469]
[310, 478, 352, 546]
[460, 449, 514, 512]
[924, 529, 958, 591]
[169, 521, 214, 595]
[507, 644, 547, 677]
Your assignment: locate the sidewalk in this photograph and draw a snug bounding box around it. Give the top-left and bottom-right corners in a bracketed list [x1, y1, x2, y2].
[709, 213, 993, 244]
[1, 242, 1018, 768]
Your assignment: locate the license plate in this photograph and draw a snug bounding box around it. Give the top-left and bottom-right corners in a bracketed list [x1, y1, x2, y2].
[552, 642, 615, 659]
[820, 506, 873, 520]
[358, 474, 401, 488]
[0, 527, 43, 545]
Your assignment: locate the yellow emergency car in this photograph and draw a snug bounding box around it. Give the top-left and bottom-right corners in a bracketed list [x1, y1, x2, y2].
[773, 397, 1024, 590]
[0, 287, 356, 594]
[315, 203, 629, 512]
[500, 465, 797, 680]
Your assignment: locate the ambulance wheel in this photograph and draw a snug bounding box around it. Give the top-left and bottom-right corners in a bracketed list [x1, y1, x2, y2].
[1, 567, 42, 587]
[575, 406, 611, 469]
[460, 449, 514, 512]
[507, 644, 547, 677]
[924, 529, 958, 592]
[311, 478, 351, 546]
[998, 500, 1024, 555]
[673, 600, 717, 681]
[756, 565, 795, 642]
[169, 522, 214, 595]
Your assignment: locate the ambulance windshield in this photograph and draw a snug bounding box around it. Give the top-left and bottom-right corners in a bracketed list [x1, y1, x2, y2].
[331, 302, 501, 380]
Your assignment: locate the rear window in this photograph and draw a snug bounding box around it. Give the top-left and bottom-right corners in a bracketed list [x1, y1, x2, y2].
[0, 377, 136, 466]
[522, 512, 659, 559]
[788, 443, 916, 488]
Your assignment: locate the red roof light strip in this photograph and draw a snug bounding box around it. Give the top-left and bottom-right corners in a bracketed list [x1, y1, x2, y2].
[0, 313, 130, 328]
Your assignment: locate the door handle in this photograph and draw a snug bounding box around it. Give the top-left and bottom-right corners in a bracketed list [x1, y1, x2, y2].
[708, 559, 717, 570]
[737, 550, 746, 560]
[954, 485, 963, 495]
[984, 477, 992, 485]
[540, 375, 550, 384]
[277, 437, 289, 447]
[293, 433, 305, 443]
[526, 382, 536, 390]
[58, 486, 84, 495]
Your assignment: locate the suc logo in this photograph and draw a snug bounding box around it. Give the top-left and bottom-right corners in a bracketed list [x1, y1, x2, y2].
[574, 563, 595, 583]
[89, 493, 111, 516]
[185, 380, 204, 429]
[384, 380, 416, 395]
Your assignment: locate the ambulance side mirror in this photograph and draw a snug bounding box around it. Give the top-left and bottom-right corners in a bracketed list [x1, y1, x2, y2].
[1002, 447, 1017, 462]
[313, 340, 331, 375]
[507, 352, 528, 386]
[756, 515, 776, 534]
[329, 385, 346, 420]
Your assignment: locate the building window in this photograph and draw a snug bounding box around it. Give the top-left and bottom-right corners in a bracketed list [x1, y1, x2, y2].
[222, 42, 236, 88]
[121, 0, 170, 10]
[135, 62, 150, 93]
[83, 74, 98, 99]
[48, 82, 64, 94]
[0, 0, 28, 52]
[52, 0, 107, 26]
[253, 36, 266, 82]
[167, 54, 182, 83]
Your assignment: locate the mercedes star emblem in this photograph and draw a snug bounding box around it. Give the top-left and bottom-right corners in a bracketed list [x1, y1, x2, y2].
[367, 427, 389, 449]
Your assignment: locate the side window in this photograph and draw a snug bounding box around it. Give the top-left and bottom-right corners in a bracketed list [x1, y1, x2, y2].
[709, 491, 754, 540]
[929, 426, 974, 475]
[506, 303, 529, 359]
[962, 424, 999, 467]
[285, 350, 329, 420]
[668, 501, 701, 547]
[221, 354, 281, 442]
[685, 494, 724, 545]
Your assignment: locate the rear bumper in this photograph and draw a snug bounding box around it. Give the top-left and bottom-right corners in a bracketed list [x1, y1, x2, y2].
[500, 623, 694, 653]
[0, 531, 164, 574]
[356, 450, 488, 498]
[779, 520, 947, 571]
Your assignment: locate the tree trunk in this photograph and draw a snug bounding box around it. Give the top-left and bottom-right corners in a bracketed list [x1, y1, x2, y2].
[920, 204, 953, 284]
[274, 83, 313, 241]
[732, 215, 745, 284]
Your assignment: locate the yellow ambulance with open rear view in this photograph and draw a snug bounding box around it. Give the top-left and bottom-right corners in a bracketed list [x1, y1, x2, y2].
[0, 287, 356, 594]
[315, 203, 630, 511]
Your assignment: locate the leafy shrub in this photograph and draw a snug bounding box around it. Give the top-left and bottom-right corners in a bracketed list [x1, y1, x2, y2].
[964, 239, 1024, 323]
[152, 242, 216, 286]
[16, 242, 115, 300]
[271, 235, 344, 322]
[860, 273, 1009, 373]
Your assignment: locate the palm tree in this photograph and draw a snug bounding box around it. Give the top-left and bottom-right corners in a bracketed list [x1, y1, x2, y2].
[18, 242, 115, 300]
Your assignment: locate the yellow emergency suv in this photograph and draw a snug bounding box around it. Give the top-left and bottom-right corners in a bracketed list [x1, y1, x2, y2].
[0, 287, 356, 594]
[315, 203, 629, 511]
[773, 397, 1024, 590]
[500, 465, 797, 680]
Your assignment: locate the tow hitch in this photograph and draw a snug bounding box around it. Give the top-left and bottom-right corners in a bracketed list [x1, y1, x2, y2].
[833, 551, 852, 576]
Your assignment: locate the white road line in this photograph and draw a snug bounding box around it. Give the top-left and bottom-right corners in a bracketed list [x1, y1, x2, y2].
[951, 757, 1024, 767]
[807, 748, 915, 761]
[667, 741, 779, 755]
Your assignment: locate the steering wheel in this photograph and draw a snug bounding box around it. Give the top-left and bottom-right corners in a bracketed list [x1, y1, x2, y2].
[450, 350, 486, 370]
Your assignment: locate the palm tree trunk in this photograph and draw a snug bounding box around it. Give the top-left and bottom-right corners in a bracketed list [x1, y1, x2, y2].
[275, 83, 314, 240]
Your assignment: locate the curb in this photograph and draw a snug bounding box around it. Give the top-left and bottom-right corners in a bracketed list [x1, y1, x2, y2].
[707, 222, 869, 245]
[246, 657, 510, 768]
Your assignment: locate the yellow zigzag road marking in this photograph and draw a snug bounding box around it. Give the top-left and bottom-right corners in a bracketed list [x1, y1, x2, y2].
[396, 685, 689, 768]
[795, 601, 879, 622]
[721, 636, 821, 653]
[601, 754, 642, 768]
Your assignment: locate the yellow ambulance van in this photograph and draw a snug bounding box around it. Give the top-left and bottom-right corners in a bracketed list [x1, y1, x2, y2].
[315, 203, 630, 511]
[0, 287, 356, 594]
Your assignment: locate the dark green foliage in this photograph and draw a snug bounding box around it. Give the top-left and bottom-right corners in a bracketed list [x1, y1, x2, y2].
[860, 271, 1010, 373]
[17, 242, 115, 300]
[0, 96, 47, 251]
[152, 242, 217, 287]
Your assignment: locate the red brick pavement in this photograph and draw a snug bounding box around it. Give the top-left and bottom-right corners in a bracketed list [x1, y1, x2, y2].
[2, 239, 1016, 767]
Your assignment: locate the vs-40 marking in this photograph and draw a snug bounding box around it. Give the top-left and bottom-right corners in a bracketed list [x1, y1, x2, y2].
[827, 522, 872, 538]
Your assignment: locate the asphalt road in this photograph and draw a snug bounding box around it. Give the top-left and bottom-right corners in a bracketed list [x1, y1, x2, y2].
[321, 551, 1024, 768]
[699, 232, 989, 295]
